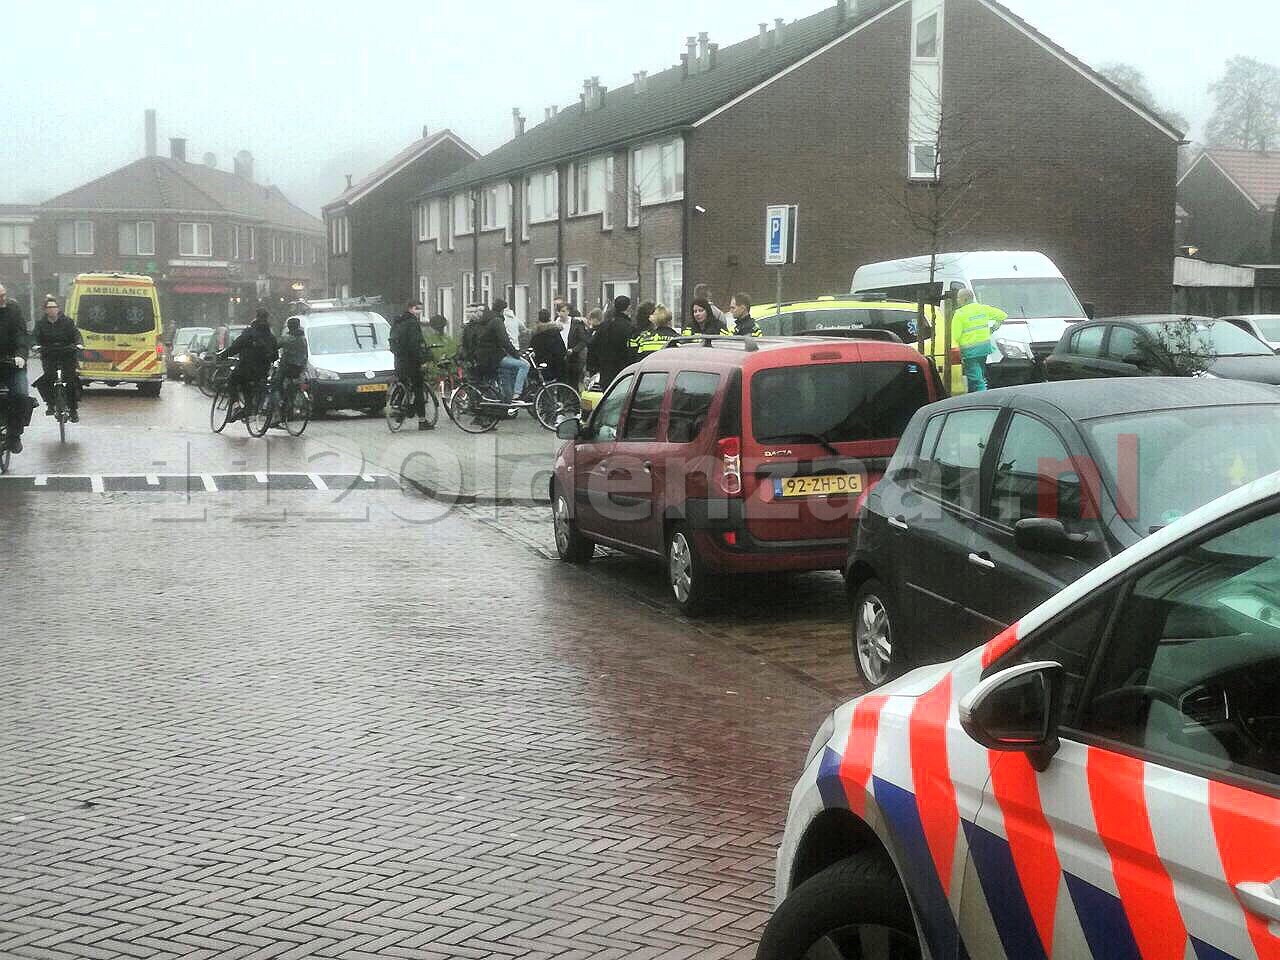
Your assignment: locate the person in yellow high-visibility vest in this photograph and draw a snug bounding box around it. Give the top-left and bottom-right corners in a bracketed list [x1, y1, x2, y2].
[636, 304, 682, 354]
[951, 289, 1008, 392]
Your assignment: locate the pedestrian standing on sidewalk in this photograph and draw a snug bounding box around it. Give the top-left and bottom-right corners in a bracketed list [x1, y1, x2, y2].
[951, 289, 1007, 392]
[565, 304, 590, 389]
[589, 295, 634, 389]
[390, 300, 434, 430]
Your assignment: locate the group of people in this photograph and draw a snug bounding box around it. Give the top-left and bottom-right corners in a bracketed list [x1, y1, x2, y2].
[217, 309, 310, 423]
[0, 284, 93, 453]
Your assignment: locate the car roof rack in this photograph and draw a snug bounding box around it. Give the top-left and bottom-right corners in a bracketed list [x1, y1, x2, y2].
[663, 335, 760, 352]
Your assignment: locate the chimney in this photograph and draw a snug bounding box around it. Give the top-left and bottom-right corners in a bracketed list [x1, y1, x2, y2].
[774, 18, 786, 44]
[759, 22, 769, 50]
[345, 174, 353, 190]
[234, 149, 254, 181]
[709, 43, 719, 70]
[681, 53, 690, 79]
[169, 137, 186, 162]
[144, 109, 157, 157]
[836, 0, 849, 22]
[686, 35, 697, 65]
[634, 70, 648, 94]
[698, 32, 710, 70]
[202, 152, 217, 168]
[512, 107, 526, 136]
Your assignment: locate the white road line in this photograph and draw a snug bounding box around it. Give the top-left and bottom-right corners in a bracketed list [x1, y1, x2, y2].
[34, 476, 48, 486]
[307, 474, 328, 491]
[90, 475, 105, 494]
[361, 473, 377, 483]
[254, 472, 269, 484]
[145, 475, 159, 486]
[200, 474, 217, 492]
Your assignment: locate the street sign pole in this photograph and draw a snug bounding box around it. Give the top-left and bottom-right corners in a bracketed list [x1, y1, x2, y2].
[775, 268, 783, 317]
[765, 203, 798, 318]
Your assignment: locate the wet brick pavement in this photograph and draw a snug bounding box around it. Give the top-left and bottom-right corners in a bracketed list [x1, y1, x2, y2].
[1, 484, 858, 958]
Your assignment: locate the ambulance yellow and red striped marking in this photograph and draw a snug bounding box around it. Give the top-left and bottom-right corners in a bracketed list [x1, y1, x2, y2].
[783, 472, 1280, 960]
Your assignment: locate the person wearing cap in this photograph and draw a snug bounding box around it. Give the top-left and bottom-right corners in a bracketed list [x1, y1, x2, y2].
[32, 296, 84, 421]
[588, 295, 635, 388]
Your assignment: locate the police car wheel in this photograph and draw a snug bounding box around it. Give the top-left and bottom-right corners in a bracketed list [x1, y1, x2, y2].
[757, 854, 918, 960]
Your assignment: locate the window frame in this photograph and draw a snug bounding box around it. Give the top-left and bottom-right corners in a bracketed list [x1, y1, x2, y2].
[913, 11, 940, 61]
[909, 141, 939, 181]
[526, 169, 559, 225]
[178, 221, 212, 258]
[628, 137, 685, 225]
[117, 220, 155, 257]
[666, 371, 722, 444]
[1069, 323, 1107, 358]
[621, 371, 670, 442]
[655, 257, 683, 316]
[0, 223, 30, 256]
[585, 372, 636, 443]
[58, 219, 95, 256]
[910, 406, 1001, 513]
[983, 410, 1095, 529]
[566, 265, 585, 309]
[453, 193, 474, 237]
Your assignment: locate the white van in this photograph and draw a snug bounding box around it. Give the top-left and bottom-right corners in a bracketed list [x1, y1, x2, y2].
[292, 310, 396, 414]
[850, 251, 1091, 387]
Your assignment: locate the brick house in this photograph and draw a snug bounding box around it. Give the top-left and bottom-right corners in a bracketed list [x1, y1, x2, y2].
[1177, 148, 1280, 264]
[414, 0, 1179, 333]
[0, 205, 36, 323]
[34, 139, 325, 332]
[322, 129, 478, 310]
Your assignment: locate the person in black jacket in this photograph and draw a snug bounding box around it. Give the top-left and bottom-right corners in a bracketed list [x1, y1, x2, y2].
[472, 299, 526, 401]
[0, 283, 30, 452]
[588, 296, 635, 389]
[563, 304, 590, 388]
[32, 297, 84, 421]
[529, 309, 568, 384]
[219, 309, 278, 420]
[389, 300, 432, 429]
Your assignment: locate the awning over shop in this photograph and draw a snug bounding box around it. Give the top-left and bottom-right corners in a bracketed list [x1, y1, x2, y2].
[173, 283, 232, 294]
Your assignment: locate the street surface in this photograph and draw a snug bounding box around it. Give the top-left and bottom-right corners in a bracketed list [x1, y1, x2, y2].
[1, 375, 858, 958]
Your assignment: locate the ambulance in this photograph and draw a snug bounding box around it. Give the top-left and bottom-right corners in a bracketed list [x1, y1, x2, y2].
[67, 273, 165, 396]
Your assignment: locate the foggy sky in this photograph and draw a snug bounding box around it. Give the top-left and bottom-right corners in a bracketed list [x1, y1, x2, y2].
[2, 0, 1275, 216]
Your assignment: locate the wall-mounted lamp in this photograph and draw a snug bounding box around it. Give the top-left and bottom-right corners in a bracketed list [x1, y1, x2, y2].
[693, 204, 708, 215]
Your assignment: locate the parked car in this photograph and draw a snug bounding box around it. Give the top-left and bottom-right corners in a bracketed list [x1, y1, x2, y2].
[166, 326, 213, 380]
[754, 297, 960, 396]
[292, 310, 395, 414]
[846, 378, 1280, 685]
[551, 336, 945, 613]
[763, 470, 1280, 960]
[1220, 313, 1280, 352]
[852, 250, 1093, 386]
[1045, 315, 1280, 384]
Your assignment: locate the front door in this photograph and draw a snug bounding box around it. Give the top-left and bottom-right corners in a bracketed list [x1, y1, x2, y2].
[572, 373, 634, 540]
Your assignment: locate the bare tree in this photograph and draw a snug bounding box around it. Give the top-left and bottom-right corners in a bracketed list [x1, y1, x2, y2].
[1205, 56, 1280, 151]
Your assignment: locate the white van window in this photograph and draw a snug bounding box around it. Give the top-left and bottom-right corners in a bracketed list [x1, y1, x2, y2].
[971, 278, 1085, 320]
[307, 320, 390, 355]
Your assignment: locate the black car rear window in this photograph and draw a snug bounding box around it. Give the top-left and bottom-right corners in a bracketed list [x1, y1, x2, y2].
[76, 294, 156, 335]
[750, 361, 932, 444]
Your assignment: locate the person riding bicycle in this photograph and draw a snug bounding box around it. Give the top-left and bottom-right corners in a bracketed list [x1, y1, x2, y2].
[218, 309, 277, 420]
[0, 282, 31, 453]
[272, 316, 309, 406]
[390, 300, 433, 431]
[475, 299, 527, 402]
[33, 297, 83, 422]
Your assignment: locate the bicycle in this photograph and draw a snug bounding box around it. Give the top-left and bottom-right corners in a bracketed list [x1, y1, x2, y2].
[247, 361, 312, 437]
[446, 361, 581, 435]
[386, 344, 443, 433]
[519, 349, 581, 431]
[43, 349, 79, 444]
[209, 360, 243, 434]
[197, 354, 235, 399]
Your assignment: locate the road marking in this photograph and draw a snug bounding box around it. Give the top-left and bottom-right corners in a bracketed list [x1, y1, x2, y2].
[308, 474, 328, 491]
[34, 476, 47, 486]
[145, 475, 159, 486]
[90, 475, 105, 494]
[201, 474, 217, 492]
[254, 472, 269, 484]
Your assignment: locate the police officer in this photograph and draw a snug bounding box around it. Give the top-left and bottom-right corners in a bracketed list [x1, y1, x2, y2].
[635, 305, 682, 355]
[725, 293, 762, 337]
[951, 289, 1007, 392]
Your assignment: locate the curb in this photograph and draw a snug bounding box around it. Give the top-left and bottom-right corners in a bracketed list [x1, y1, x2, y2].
[397, 472, 551, 508]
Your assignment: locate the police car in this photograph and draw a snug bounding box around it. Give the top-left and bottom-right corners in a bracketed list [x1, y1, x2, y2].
[761, 471, 1280, 959]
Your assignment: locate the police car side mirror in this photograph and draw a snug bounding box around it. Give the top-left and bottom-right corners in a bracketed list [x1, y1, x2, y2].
[959, 661, 1065, 771]
[556, 418, 581, 441]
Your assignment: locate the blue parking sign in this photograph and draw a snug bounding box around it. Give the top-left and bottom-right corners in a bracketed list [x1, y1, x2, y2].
[766, 204, 794, 265]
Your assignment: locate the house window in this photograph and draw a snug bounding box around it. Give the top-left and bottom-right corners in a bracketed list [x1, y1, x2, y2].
[0, 224, 29, 256]
[419, 275, 429, 311]
[602, 155, 615, 230]
[480, 183, 510, 233]
[117, 221, 155, 257]
[513, 284, 529, 321]
[453, 193, 473, 236]
[463, 271, 475, 304]
[245, 227, 256, 260]
[568, 156, 609, 217]
[656, 258, 683, 315]
[602, 280, 635, 308]
[526, 169, 559, 224]
[179, 222, 212, 258]
[629, 138, 685, 224]
[909, 141, 939, 180]
[538, 264, 558, 310]
[420, 199, 441, 243]
[480, 271, 494, 306]
[566, 266, 585, 309]
[914, 12, 939, 60]
[57, 220, 95, 256]
[329, 217, 349, 255]
[436, 285, 454, 326]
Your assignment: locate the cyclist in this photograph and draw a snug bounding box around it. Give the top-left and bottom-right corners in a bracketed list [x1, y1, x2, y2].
[218, 309, 277, 421]
[33, 296, 83, 422]
[389, 300, 433, 431]
[0, 282, 30, 453]
[473, 300, 527, 402]
[272, 315, 309, 414]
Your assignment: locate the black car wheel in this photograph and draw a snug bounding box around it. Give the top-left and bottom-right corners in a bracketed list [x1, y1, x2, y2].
[851, 579, 904, 687]
[667, 525, 714, 616]
[757, 854, 919, 960]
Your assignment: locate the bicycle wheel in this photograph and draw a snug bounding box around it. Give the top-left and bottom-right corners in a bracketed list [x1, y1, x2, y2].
[534, 383, 582, 431]
[421, 384, 440, 428]
[385, 382, 407, 433]
[448, 383, 500, 434]
[246, 388, 271, 437]
[197, 365, 216, 398]
[283, 388, 311, 437]
[210, 386, 233, 433]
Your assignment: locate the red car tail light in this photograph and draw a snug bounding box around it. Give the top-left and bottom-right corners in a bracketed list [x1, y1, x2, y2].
[718, 436, 742, 496]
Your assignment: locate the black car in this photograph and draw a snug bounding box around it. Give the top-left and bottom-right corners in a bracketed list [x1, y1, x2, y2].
[845, 378, 1280, 685]
[166, 326, 213, 380]
[1044, 314, 1280, 384]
